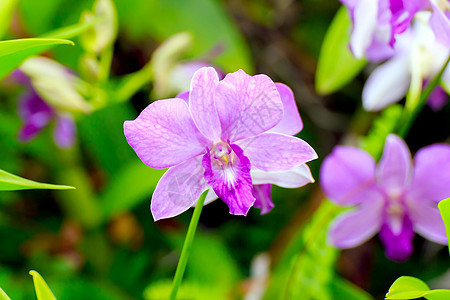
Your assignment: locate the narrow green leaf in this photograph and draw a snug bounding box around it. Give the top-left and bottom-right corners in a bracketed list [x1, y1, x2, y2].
[438, 198, 450, 255]
[0, 38, 73, 79]
[29, 270, 57, 300]
[0, 287, 11, 300]
[315, 6, 366, 95]
[0, 169, 75, 191]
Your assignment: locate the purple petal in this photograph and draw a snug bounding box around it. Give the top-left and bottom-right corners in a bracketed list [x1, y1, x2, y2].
[124, 98, 210, 169]
[377, 135, 412, 195]
[215, 70, 283, 142]
[409, 144, 450, 202]
[202, 143, 255, 215]
[18, 122, 45, 142]
[362, 55, 410, 111]
[430, 2, 450, 47]
[237, 133, 317, 172]
[406, 196, 447, 244]
[251, 164, 314, 188]
[320, 146, 379, 206]
[427, 85, 448, 111]
[328, 198, 384, 248]
[252, 184, 274, 215]
[18, 90, 54, 120]
[176, 91, 189, 103]
[189, 67, 221, 141]
[151, 156, 207, 221]
[267, 83, 303, 135]
[53, 114, 76, 149]
[379, 215, 414, 261]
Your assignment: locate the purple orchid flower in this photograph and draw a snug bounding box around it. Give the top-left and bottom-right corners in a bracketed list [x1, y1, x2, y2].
[362, 16, 450, 111]
[13, 69, 76, 149]
[321, 134, 450, 261]
[124, 67, 317, 220]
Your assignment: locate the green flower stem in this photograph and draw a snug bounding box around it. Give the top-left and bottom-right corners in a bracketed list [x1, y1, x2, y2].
[115, 61, 154, 103]
[170, 191, 207, 300]
[397, 55, 450, 137]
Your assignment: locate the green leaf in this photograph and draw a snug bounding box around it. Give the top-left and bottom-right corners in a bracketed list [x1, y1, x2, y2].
[385, 276, 450, 300]
[0, 168, 75, 191]
[99, 160, 165, 221]
[315, 6, 366, 95]
[0, 287, 11, 300]
[0, 0, 17, 40]
[29, 270, 57, 300]
[0, 38, 73, 79]
[438, 198, 450, 255]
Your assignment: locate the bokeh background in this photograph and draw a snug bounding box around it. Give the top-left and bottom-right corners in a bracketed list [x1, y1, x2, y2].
[1, 0, 449, 299]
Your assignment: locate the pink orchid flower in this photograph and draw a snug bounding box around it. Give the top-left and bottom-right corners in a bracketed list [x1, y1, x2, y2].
[321, 134, 450, 261]
[124, 67, 317, 220]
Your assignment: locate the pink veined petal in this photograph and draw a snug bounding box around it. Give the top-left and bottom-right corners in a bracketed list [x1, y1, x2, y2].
[267, 83, 303, 135]
[409, 144, 450, 202]
[237, 133, 317, 172]
[53, 114, 76, 149]
[251, 164, 314, 188]
[328, 198, 384, 248]
[362, 55, 410, 111]
[124, 98, 210, 169]
[379, 214, 414, 261]
[214, 69, 283, 142]
[377, 134, 413, 195]
[349, 0, 379, 59]
[320, 146, 378, 206]
[430, 1, 450, 47]
[202, 143, 255, 216]
[252, 184, 274, 215]
[189, 67, 221, 141]
[406, 196, 448, 245]
[151, 156, 207, 221]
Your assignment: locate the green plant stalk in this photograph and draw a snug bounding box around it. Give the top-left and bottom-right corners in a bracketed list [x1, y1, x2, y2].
[115, 61, 154, 103]
[170, 191, 207, 300]
[99, 45, 113, 83]
[397, 55, 450, 137]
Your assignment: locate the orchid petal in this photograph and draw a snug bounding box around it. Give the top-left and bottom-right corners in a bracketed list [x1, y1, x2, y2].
[349, 0, 378, 59]
[430, 1, 450, 47]
[124, 98, 209, 169]
[362, 55, 410, 111]
[251, 164, 314, 188]
[189, 67, 221, 141]
[406, 196, 447, 245]
[267, 83, 303, 135]
[202, 143, 255, 215]
[252, 184, 274, 215]
[176, 91, 189, 102]
[377, 134, 412, 194]
[237, 133, 317, 172]
[151, 156, 207, 221]
[18, 91, 53, 142]
[53, 114, 76, 149]
[379, 215, 414, 261]
[320, 146, 379, 206]
[328, 198, 384, 248]
[215, 70, 283, 142]
[427, 86, 448, 110]
[409, 144, 450, 202]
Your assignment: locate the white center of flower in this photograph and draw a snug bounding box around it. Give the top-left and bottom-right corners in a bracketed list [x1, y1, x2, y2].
[386, 190, 406, 234]
[211, 141, 233, 167]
